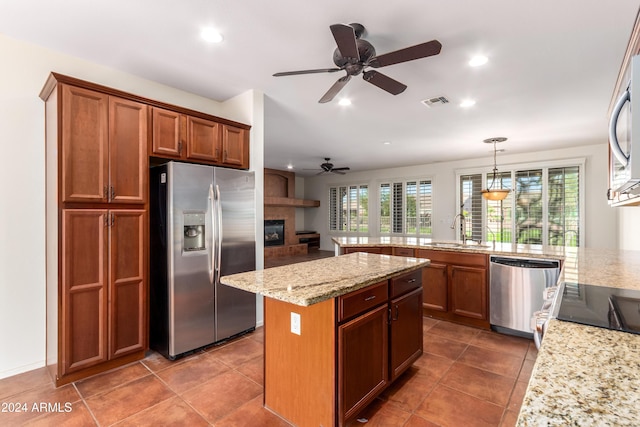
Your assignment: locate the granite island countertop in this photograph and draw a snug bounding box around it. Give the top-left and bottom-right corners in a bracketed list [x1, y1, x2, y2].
[334, 236, 640, 425]
[220, 252, 429, 306]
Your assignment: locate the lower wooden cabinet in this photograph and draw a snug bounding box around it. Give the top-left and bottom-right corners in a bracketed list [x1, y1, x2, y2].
[417, 249, 489, 328]
[338, 304, 389, 422]
[53, 209, 146, 385]
[389, 287, 423, 380]
[343, 246, 392, 255]
[264, 270, 423, 427]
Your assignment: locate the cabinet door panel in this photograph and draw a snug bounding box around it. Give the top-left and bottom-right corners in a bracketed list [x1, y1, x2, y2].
[61, 85, 108, 203]
[62, 210, 108, 373]
[450, 265, 487, 320]
[222, 124, 247, 168]
[109, 210, 146, 358]
[187, 116, 221, 162]
[422, 263, 448, 312]
[338, 304, 388, 424]
[151, 107, 184, 158]
[109, 97, 148, 204]
[390, 287, 423, 381]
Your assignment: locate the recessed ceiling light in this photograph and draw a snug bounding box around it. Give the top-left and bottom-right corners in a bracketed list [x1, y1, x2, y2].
[287, 164, 293, 169]
[338, 98, 351, 106]
[382, 141, 392, 145]
[469, 55, 488, 67]
[460, 99, 476, 108]
[201, 27, 224, 43]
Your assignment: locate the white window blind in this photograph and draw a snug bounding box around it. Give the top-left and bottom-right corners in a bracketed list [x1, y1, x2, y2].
[458, 163, 581, 247]
[380, 179, 432, 236]
[548, 166, 580, 246]
[329, 184, 368, 232]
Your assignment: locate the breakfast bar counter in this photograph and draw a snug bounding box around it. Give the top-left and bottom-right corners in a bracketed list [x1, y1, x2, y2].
[221, 251, 429, 306]
[221, 252, 430, 427]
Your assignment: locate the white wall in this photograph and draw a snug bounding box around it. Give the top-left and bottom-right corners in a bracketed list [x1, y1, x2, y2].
[304, 144, 617, 251]
[618, 207, 640, 250]
[0, 34, 264, 378]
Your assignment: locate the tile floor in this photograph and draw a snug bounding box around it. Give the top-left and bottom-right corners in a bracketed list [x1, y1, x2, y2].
[0, 318, 536, 426]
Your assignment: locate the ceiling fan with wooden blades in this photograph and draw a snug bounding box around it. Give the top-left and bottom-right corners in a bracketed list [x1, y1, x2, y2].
[273, 23, 442, 103]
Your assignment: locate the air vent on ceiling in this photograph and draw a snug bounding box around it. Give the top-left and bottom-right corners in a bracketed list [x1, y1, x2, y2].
[421, 96, 450, 107]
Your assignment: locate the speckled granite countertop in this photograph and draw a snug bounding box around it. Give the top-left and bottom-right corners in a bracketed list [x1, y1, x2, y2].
[335, 236, 640, 425]
[332, 236, 568, 260]
[220, 252, 429, 306]
[517, 319, 640, 426]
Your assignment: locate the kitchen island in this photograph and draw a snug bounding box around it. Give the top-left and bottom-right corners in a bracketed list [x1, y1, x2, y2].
[333, 236, 640, 426]
[221, 252, 430, 427]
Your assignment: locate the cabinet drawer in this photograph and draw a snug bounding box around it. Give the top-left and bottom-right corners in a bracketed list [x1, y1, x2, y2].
[390, 270, 422, 298]
[338, 281, 388, 322]
[393, 247, 415, 257]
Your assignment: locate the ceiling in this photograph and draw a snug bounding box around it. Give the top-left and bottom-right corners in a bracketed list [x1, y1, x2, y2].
[1, 0, 639, 176]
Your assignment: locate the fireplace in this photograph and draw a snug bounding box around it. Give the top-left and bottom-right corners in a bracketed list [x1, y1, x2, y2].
[264, 220, 285, 247]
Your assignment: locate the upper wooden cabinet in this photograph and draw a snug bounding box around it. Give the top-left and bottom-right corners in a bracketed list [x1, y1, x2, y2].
[60, 84, 147, 204]
[151, 106, 250, 169]
[221, 123, 249, 168]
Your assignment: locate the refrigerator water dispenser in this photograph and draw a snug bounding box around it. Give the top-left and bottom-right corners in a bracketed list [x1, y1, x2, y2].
[183, 212, 205, 251]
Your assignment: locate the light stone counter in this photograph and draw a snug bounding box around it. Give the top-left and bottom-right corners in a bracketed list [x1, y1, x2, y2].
[517, 319, 640, 426]
[334, 236, 640, 425]
[220, 252, 429, 306]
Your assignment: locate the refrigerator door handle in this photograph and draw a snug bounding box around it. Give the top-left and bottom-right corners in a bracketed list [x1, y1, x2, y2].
[208, 183, 215, 284]
[215, 183, 223, 283]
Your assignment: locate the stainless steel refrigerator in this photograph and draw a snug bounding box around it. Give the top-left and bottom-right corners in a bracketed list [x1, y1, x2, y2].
[150, 161, 256, 359]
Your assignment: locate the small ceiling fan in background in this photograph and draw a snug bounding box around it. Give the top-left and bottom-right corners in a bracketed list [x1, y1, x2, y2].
[307, 158, 351, 175]
[273, 22, 442, 103]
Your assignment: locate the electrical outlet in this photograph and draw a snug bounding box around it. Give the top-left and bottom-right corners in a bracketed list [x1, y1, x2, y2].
[291, 312, 301, 335]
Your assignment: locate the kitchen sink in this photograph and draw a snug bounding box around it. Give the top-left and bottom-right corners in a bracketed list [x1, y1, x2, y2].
[429, 242, 492, 249]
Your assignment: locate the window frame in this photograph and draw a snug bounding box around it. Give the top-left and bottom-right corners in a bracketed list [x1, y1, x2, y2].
[377, 176, 434, 238]
[455, 158, 585, 246]
[327, 182, 370, 234]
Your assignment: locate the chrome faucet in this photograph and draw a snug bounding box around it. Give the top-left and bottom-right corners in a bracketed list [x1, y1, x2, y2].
[450, 212, 467, 244]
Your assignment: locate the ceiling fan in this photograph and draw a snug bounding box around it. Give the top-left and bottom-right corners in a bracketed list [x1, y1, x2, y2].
[308, 158, 351, 175]
[273, 23, 442, 103]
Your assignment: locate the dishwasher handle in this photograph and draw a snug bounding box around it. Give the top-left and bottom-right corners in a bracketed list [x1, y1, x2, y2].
[490, 256, 559, 269]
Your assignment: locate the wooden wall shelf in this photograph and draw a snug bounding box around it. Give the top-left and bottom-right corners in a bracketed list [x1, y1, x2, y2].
[264, 197, 320, 208]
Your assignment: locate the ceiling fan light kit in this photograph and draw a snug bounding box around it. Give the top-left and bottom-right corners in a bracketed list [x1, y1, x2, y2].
[273, 23, 442, 103]
[482, 137, 510, 201]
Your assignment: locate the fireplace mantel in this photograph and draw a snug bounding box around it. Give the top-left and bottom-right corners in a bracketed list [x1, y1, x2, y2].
[264, 168, 320, 259]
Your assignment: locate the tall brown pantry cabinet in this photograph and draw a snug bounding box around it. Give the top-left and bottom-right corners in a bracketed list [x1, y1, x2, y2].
[41, 74, 148, 386]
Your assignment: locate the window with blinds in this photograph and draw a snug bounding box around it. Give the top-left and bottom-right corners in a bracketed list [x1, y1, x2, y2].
[380, 179, 432, 236]
[459, 164, 581, 247]
[548, 166, 580, 246]
[460, 174, 483, 242]
[329, 184, 368, 232]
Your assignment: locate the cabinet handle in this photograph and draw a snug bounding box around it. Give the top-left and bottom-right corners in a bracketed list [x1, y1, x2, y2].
[223, 150, 228, 161]
[364, 295, 376, 302]
[215, 148, 220, 159]
[407, 278, 417, 283]
[103, 213, 109, 227]
[110, 213, 115, 226]
[178, 141, 183, 155]
[103, 185, 109, 200]
[110, 186, 115, 201]
[391, 305, 399, 321]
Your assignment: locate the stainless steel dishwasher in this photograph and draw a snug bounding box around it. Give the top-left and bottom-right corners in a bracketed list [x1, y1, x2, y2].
[489, 256, 560, 338]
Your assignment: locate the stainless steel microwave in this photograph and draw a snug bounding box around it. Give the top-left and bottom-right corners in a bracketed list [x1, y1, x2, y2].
[609, 55, 640, 195]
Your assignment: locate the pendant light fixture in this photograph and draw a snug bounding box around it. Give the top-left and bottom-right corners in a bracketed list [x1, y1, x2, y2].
[482, 137, 510, 201]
